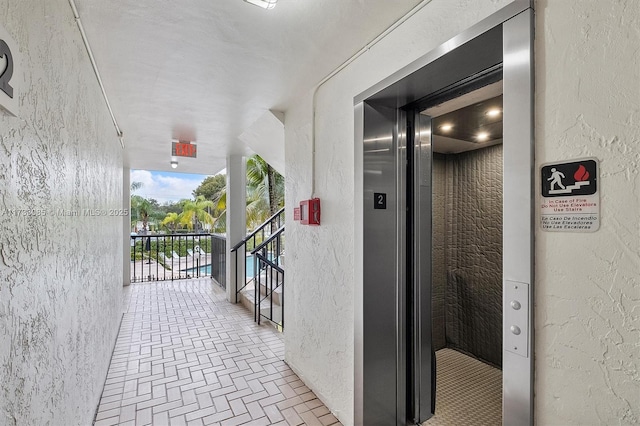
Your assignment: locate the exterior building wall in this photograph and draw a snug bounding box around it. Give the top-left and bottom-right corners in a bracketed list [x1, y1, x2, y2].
[284, 0, 513, 423]
[284, 0, 639, 424]
[0, 0, 124, 424]
[534, 1, 639, 423]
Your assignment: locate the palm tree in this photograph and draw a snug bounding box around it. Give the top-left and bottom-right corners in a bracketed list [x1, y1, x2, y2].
[130, 181, 143, 192]
[245, 184, 272, 229]
[211, 191, 227, 233]
[161, 212, 180, 233]
[246, 155, 284, 219]
[209, 155, 284, 233]
[131, 195, 153, 232]
[179, 196, 215, 232]
[209, 182, 272, 232]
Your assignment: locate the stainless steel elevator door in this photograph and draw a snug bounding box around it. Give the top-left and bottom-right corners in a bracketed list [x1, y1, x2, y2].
[358, 6, 534, 425]
[362, 102, 436, 426]
[411, 112, 436, 423]
[362, 102, 403, 426]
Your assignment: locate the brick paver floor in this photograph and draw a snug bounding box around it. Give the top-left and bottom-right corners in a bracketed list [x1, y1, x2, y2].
[94, 279, 341, 426]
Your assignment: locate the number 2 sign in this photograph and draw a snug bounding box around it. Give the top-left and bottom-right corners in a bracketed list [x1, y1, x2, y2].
[0, 23, 19, 117]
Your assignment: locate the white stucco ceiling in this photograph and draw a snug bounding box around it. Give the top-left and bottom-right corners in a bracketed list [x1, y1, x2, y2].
[74, 0, 423, 175]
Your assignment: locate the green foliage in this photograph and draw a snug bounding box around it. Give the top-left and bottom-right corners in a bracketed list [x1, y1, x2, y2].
[210, 191, 227, 233]
[246, 155, 284, 229]
[179, 196, 215, 231]
[130, 181, 143, 192]
[131, 157, 283, 235]
[131, 194, 153, 231]
[162, 201, 183, 215]
[209, 155, 284, 232]
[193, 174, 226, 201]
[161, 212, 180, 232]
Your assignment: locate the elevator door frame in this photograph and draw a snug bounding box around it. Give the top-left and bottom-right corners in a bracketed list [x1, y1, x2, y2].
[355, 2, 534, 425]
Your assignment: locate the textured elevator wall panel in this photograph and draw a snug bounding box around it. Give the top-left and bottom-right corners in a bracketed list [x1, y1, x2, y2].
[432, 154, 447, 351]
[444, 145, 503, 367]
[0, 0, 123, 424]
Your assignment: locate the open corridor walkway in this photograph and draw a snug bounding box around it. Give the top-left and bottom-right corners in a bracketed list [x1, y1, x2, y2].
[94, 280, 341, 426]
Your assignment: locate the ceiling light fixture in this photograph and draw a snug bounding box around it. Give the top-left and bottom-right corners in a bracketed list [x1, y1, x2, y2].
[440, 123, 454, 132]
[243, 0, 277, 10]
[171, 160, 178, 169]
[486, 108, 502, 117]
[476, 132, 489, 141]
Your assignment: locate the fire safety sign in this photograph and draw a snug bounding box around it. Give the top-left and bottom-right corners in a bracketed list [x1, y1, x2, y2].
[540, 158, 599, 232]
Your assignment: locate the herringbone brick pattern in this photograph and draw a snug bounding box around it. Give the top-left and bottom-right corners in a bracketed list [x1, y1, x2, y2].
[94, 279, 341, 426]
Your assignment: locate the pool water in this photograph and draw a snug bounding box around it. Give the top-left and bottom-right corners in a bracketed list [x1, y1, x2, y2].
[184, 254, 272, 276]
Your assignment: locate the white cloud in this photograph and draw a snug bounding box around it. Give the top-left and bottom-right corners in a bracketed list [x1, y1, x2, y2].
[130, 170, 209, 204]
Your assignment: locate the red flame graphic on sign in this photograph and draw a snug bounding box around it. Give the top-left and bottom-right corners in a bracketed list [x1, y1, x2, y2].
[574, 164, 589, 181]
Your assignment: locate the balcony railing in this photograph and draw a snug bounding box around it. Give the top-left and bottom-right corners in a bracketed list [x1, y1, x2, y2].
[231, 207, 285, 297]
[231, 207, 285, 328]
[130, 232, 226, 288]
[252, 226, 285, 327]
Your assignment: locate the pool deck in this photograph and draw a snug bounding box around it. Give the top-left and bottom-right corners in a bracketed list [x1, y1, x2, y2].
[131, 254, 213, 283]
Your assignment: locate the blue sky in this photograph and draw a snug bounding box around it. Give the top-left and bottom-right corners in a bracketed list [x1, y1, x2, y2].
[131, 170, 223, 204]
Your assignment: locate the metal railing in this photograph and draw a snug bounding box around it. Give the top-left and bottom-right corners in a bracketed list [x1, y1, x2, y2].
[230, 207, 285, 328]
[130, 232, 226, 288]
[231, 207, 285, 297]
[252, 226, 285, 327]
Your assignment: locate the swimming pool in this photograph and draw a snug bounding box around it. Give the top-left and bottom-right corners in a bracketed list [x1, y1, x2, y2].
[184, 254, 271, 276]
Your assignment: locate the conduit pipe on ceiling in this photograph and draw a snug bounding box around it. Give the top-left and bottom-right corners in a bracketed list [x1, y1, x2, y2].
[309, 0, 434, 198]
[68, 0, 125, 149]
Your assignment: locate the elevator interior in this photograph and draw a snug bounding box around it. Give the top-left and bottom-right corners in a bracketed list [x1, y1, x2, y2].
[356, 3, 534, 425]
[424, 82, 504, 425]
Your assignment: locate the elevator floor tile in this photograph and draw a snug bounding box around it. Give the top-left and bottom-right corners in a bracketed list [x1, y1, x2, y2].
[423, 348, 502, 426]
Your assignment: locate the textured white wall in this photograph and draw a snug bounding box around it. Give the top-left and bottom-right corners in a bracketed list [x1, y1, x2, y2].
[0, 0, 123, 424]
[534, 0, 640, 424]
[283, 1, 512, 424]
[239, 111, 285, 176]
[285, 0, 639, 424]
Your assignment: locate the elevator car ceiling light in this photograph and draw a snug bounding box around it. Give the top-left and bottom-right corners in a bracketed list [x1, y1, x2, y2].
[486, 108, 502, 117]
[243, 0, 277, 9]
[171, 160, 178, 169]
[476, 132, 489, 141]
[440, 123, 454, 132]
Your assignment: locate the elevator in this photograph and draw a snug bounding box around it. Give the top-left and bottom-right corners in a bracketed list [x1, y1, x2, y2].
[355, 2, 534, 425]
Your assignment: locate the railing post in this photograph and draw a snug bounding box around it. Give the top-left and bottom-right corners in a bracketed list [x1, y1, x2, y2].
[123, 168, 131, 286]
[170, 235, 174, 281]
[255, 253, 260, 322]
[132, 236, 136, 283]
[233, 250, 238, 303]
[269, 260, 273, 324]
[155, 235, 158, 281]
[256, 260, 259, 324]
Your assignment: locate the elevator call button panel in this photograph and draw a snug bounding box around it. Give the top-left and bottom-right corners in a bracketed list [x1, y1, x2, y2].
[505, 280, 529, 358]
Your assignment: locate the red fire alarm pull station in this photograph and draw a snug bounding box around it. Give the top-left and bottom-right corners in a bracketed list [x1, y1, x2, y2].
[299, 198, 321, 225]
